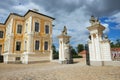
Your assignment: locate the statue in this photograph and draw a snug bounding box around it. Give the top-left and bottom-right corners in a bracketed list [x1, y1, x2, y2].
[62, 26, 67, 35]
[89, 15, 100, 26]
[104, 34, 108, 39]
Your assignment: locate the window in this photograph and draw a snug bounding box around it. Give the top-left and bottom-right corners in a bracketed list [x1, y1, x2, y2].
[44, 41, 48, 50]
[35, 22, 39, 32]
[17, 25, 22, 34]
[0, 45, 2, 55]
[0, 31, 3, 38]
[45, 25, 49, 34]
[16, 57, 20, 61]
[35, 40, 39, 50]
[16, 42, 21, 51]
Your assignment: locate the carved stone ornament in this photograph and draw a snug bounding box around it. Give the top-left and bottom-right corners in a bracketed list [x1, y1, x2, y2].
[89, 15, 100, 26]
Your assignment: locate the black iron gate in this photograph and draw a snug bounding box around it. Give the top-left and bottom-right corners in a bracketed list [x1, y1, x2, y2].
[0, 55, 3, 62]
[85, 44, 90, 65]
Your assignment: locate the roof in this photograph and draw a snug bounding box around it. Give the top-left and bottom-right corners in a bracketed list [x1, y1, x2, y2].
[79, 50, 86, 54]
[0, 23, 4, 25]
[111, 48, 120, 51]
[24, 10, 55, 20]
[1, 9, 55, 25]
[0, 23, 5, 26]
[4, 13, 24, 25]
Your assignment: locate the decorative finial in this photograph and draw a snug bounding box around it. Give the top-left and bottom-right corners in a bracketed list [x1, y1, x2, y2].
[62, 26, 67, 35]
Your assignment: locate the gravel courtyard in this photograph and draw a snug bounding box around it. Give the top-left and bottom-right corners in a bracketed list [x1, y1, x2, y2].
[0, 58, 120, 80]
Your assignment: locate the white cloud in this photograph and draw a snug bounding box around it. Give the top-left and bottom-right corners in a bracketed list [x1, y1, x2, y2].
[111, 24, 120, 30]
[0, 9, 9, 23]
[1, 0, 119, 48]
[12, 2, 49, 15]
[105, 12, 120, 23]
[0, 9, 7, 14]
[104, 12, 120, 30]
[112, 12, 120, 23]
[101, 23, 109, 33]
[52, 7, 90, 48]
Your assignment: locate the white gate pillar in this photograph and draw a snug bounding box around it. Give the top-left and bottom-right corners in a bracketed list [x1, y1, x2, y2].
[87, 16, 112, 66]
[57, 26, 73, 64]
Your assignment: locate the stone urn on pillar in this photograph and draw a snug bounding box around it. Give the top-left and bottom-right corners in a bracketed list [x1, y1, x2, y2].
[57, 26, 73, 64]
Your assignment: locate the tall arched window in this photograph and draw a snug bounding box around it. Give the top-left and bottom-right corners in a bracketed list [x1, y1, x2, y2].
[17, 25, 22, 34]
[0, 31, 4, 38]
[35, 40, 39, 50]
[16, 41, 21, 51]
[44, 41, 48, 50]
[45, 25, 49, 34]
[35, 22, 39, 32]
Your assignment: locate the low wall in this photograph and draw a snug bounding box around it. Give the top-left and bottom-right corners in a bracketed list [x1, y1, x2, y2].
[3, 52, 50, 64]
[27, 53, 50, 63]
[3, 54, 22, 63]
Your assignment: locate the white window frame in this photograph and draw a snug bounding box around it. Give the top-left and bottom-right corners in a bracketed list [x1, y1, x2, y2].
[44, 22, 50, 34]
[15, 41, 21, 51]
[45, 25, 50, 34]
[34, 40, 40, 50]
[17, 24, 22, 34]
[0, 31, 4, 38]
[44, 41, 49, 51]
[33, 18, 41, 33]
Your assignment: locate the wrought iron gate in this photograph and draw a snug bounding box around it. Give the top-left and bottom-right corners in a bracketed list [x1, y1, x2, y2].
[85, 44, 90, 65]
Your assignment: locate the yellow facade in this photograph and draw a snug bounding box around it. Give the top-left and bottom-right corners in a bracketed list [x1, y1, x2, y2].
[0, 24, 5, 54]
[0, 10, 54, 63]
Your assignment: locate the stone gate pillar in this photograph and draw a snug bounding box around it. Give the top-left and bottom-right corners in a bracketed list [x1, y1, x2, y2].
[87, 16, 112, 66]
[57, 26, 73, 64]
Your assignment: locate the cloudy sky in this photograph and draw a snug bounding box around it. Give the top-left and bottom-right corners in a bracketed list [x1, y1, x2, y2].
[0, 0, 120, 48]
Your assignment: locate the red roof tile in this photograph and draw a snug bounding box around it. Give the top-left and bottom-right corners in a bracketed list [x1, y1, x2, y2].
[111, 48, 120, 51]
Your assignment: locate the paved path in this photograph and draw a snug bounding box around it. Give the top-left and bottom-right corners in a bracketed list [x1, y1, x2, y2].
[0, 58, 120, 80]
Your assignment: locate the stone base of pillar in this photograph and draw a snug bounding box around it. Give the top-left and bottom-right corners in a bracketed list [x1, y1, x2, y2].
[90, 61, 120, 66]
[50, 50, 53, 61]
[90, 61, 104, 66]
[59, 59, 73, 64]
[22, 52, 30, 64]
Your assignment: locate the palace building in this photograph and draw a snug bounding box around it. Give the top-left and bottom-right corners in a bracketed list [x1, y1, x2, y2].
[0, 10, 55, 64]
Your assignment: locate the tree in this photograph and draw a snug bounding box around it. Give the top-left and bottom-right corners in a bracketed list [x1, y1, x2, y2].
[52, 44, 57, 54]
[52, 44, 59, 59]
[110, 39, 120, 48]
[110, 42, 115, 48]
[116, 39, 120, 47]
[76, 44, 84, 53]
[70, 46, 77, 56]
